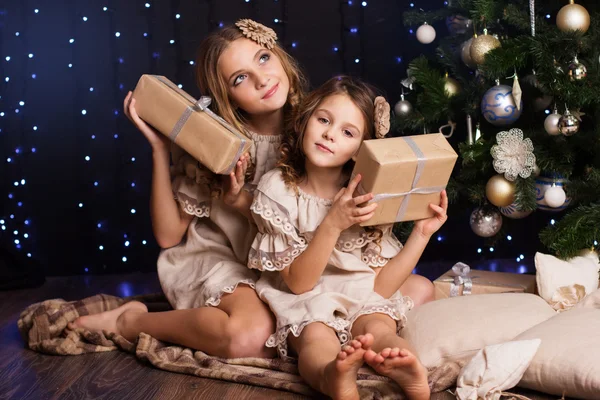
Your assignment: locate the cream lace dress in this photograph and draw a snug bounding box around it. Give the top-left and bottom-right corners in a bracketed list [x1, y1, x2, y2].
[157, 132, 282, 309]
[249, 169, 414, 358]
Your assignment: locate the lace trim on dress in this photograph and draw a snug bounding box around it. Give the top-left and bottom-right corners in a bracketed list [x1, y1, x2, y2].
[175, 193, 210, 218]
[248, 240, 307, 271]
[266, 318, 352, 359]
[296, 187, 333, 206]
[250, 198, 303, 242]
[249, 131, 283, 143]
[335, 230, 382, 252]
[204, 279, 257, 307]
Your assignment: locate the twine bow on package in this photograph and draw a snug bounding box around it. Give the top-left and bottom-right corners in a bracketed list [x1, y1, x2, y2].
[352, 133, 458, 226]
[132, 75, 251, 175]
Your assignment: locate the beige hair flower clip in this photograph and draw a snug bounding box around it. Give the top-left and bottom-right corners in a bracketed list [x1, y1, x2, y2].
[374, 96, 391, 139]
[235, 19, 278, 50]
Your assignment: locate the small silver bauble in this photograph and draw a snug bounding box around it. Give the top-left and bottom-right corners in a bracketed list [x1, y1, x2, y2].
[535, 174, 571, 212]
[558, 109, 580, 136]
[544, 185, 567, 208]
[394, 95, 413, 117]
[416, 23, 436, 44]
[544, 110, 562, 136]
[470, 206, 503, 238]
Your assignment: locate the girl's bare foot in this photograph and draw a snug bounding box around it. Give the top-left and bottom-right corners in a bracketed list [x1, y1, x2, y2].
[68, 300, 148, 341]
[364, 347, 430, 400]
[322, 333, 374, 400]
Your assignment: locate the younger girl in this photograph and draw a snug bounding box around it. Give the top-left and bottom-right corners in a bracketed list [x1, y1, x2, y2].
[71, 19, 307, 359]
[249, 76, 447, 399]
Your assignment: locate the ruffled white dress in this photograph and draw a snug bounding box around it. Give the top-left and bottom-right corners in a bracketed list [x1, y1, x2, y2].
[249, 169, 414, 358]
[157, 132, 282, 309]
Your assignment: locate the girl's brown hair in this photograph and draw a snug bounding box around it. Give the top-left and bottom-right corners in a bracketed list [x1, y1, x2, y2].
[279, 75, 379, 190]
[195, 24, 307, 137]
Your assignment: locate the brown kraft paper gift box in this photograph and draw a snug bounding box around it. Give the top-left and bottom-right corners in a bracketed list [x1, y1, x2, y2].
[132, 74, 252, 175]
[352, 133, 458, 226]
[434, 265, 537, 300]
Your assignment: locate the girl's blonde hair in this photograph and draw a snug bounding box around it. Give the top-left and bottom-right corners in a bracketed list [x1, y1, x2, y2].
[195, 24, 307, 137]
[279, 75, 379, 189]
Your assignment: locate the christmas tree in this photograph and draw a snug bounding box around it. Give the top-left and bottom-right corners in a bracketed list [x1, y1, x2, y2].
[394, 0, 600, 260]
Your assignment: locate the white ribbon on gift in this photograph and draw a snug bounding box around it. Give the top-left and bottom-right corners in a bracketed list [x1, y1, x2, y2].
[155, 76, 247, 175]
[355, 136, 446, 222]
[448, 262, 473, 297]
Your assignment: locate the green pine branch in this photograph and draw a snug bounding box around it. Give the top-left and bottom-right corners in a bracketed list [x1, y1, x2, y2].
[539, 203, 600, 259]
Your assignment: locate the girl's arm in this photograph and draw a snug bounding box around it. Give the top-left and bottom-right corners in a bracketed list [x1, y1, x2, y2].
[373, 190, 448, 298]
[281, 174, 377, 294]
[124, 92, 193, 248]
[150, 148, 194, 248]
[373, 229, 430, 298]
[280, 221, 341, 294]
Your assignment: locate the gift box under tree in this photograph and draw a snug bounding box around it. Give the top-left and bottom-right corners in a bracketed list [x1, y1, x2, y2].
[433, 263, 537, 300]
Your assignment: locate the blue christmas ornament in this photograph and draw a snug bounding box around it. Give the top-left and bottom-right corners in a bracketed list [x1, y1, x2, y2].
[481, 83, 522, 126]
[499, 202, 533, 219]
[445, 14, 471, 35]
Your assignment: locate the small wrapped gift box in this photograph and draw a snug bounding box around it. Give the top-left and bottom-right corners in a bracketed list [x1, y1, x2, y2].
[352, 133, 458, 226]
[434, 263, 537, 300]
[132, 74, 251, 175]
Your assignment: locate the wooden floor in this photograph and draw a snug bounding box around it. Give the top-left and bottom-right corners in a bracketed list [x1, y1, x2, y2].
[0, 270, 558, 400]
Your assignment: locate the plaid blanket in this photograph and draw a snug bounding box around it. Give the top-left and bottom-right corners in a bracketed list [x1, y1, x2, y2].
[18, 293, 458, 398]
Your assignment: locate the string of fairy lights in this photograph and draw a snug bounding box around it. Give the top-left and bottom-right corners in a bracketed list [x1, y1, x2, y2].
[1, 0, 555, 274]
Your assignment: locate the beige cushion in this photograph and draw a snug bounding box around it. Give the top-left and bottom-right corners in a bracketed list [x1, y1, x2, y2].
[535, 252, 599, 309]
[515, 288, 600, 398]
[400, 293, 556, 370]
[456, 339, 541, 400]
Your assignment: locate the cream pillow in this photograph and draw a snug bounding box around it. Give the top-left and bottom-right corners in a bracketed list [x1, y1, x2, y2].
[515, 289, 600, 398]
[535, 252, 599, 309]
[400, 293, 556, 370]
[456, 339, 541, 400]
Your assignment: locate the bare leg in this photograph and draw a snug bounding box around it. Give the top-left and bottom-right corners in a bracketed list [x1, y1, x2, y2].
[352, 314, 429, 400]
[398, 274, 435, 306]
[71, 286, 276, 358]
[288, 323, 374, 400]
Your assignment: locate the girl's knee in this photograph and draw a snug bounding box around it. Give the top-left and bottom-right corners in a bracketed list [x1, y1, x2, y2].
[354, 314, 396, 337]
[403, 274, 435, 307]
[224, 318, 274, 358]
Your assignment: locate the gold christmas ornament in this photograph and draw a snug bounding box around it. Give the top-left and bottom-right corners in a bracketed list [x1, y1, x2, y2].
[470, 30, 501, 65]
[558, 108, 580, 136]
[444, 73, 461, 97]
[567, 56, 587, 81]
[460, 37, 476, 69]
[556, 0, 591, 33]
[486, 174, 516, 207]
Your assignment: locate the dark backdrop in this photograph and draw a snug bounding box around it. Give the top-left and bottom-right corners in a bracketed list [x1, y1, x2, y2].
[0, 0, 588, 276]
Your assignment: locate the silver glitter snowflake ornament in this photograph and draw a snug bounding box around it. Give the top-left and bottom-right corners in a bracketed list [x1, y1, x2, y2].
[490, 128, 536, 181]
